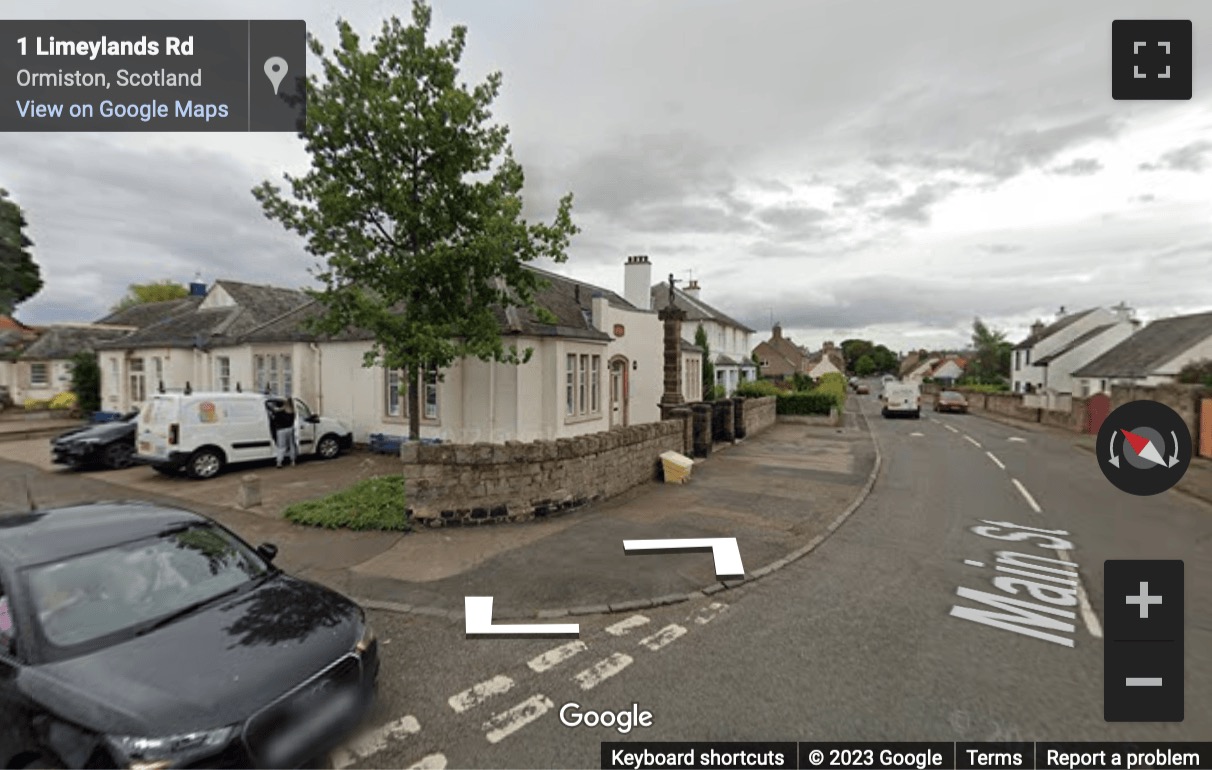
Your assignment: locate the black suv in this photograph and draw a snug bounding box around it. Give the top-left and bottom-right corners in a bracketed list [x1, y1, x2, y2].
[0, 502, 379, 768]
[51, 412, 140, 470]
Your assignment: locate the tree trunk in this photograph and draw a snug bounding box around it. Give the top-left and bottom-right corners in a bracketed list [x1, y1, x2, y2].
[407, 365, 421, 441]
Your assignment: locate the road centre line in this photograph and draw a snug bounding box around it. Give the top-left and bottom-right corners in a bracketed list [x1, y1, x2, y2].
[944, 424, 959, 433]
[574, 652, 633, 690]
[1058, 548, 1104, 639]
[1011, 478, 1043, 513]
[483, 695, 554, 744]
[605, 614, 650, 636]
[330, 715, 421, 770]
[527, 641, 588, 673]
[985, 451, 1006, 470]
[963, 435, 982, 448]
[449, 675, 514, 713]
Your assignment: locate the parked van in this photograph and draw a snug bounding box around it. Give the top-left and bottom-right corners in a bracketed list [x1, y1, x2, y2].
[135, 392, 353, 479]
[881, 383, 921, 418]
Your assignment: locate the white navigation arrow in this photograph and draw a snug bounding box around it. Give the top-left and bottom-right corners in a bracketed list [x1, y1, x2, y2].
[465, 597, 579, 637]
[623, 537, 745, 579]
[1168, 430, 1181, 467]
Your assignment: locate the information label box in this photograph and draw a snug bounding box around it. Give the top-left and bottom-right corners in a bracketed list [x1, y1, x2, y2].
[0, 20, 305, 131]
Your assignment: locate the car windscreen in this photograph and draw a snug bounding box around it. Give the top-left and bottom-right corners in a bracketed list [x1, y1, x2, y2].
[940, 392, 965, 401]
[23, 523, 268, 652]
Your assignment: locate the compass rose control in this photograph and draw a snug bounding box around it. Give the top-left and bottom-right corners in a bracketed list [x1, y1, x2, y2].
[1096, 400, 1192, 496]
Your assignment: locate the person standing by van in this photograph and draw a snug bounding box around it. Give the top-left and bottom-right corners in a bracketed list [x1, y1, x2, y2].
[271, 399, 297, 467]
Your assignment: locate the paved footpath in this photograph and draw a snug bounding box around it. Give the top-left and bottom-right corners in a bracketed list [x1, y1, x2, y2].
[0, 406, 877, 619]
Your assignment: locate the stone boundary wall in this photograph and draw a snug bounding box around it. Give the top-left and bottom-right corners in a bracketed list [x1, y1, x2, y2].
[402, 419, 685, 527]
[742, 396, 777, 437]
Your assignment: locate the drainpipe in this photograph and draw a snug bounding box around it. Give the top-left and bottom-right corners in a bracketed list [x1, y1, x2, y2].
[309, 343, 323, 413]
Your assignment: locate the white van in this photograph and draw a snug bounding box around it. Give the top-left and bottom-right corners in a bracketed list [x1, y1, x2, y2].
[134, 392, 353, 479]
[881, 383, 921, 419]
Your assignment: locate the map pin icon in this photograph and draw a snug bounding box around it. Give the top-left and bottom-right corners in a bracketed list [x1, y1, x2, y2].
[264, 56, 288, 95]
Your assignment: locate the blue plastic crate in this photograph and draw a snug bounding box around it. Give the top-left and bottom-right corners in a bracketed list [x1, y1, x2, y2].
[90, 411, 123, 424]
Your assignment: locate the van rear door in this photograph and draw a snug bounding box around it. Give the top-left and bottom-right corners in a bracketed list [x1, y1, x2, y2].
[136, 395, 177, 461]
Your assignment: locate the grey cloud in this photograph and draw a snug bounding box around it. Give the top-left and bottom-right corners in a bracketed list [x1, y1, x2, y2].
[978, 243, 1024, 254]
[754, 203, 830, 231]
[1050, 157, 1103, 176]
[1135, 194, 1156, 203]
[877, 182, 960, 224]
[1139, 140, 1212, 172]
[833, 176, 902, 207]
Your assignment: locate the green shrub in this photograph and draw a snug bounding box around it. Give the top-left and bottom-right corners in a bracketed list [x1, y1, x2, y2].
[791, 372, 814, 392]
[735, 380, 781, 398]
[809, 371, 848, 412]
[283, 475, 411, 531]
[777, 392, 837, 415]
[958, 383, 1009, 393]
[708, 384, 728, 401]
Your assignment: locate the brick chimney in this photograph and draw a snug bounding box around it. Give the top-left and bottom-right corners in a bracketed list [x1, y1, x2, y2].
[1030, 319, 1045, 337]
[772, 323, 783, 340]
[684, 279, 701, 300]
[822, 341, 835, 353]
[623, 255, 652, 311]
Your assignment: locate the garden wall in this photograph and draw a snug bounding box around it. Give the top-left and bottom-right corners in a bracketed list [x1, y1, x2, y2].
[742, 396, 777, 436]
[402, 419, 686, 526]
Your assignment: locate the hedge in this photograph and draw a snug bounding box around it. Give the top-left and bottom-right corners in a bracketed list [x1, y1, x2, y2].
[777, 392, 837, 415]
[734, 380, 782, 398]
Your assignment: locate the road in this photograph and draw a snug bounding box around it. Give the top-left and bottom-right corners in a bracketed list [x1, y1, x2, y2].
[336, 396, 1212, 768]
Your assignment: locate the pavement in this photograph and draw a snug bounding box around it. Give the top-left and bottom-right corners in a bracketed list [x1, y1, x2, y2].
[0, 401, 879, 620]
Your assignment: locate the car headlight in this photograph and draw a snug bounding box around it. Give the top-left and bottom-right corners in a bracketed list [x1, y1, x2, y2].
[106, 725, 237, 769]
[355, 622, 376, 654]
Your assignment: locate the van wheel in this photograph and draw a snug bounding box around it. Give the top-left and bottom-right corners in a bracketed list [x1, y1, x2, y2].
[316, 434, 342, 460]
[187, 448, 224, 479]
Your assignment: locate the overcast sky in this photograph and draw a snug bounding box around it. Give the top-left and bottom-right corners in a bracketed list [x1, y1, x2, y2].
[6, 0, 1211, 353]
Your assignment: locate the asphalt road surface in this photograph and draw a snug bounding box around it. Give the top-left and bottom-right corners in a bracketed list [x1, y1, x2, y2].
[337, 397, 1212, 768]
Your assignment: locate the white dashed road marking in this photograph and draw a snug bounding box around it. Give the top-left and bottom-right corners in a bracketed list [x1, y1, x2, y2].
[574, 653, 634, 690]
[527, 641, 588, 673]
[408, 754, 448, 770]
[985, 451, 1006, 470]
[1008, 436, 1027, 442]
[1010, 478, 1043, 513]
[639, 624, 688, 651]
[963, 435, 982, 448]
[944, 424, 959, 433]
[483, 694, 555, 744]
[605, 614, 650, 636]
[910, 432, 924, 437]
[449, 675, 514, 714]
[1058, 548, 1104, 640]
[693, 601, 727, 625]
[964, 560, 985, 568]
[330, 715, 422, 770]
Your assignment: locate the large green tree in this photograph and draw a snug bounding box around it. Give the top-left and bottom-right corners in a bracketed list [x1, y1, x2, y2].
[69, 351, 101, 413]
[966, 317, 1012, 384]
[0, 188, 42, 315]
[254, 3, 577, 439]
[840, 338, 897, 374]
[111, 279, 189, 312]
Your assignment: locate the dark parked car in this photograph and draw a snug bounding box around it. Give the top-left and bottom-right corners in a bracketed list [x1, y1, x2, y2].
[0, 502, 378, 769]
[934, 390, 969, 413]
[51, 412, 140, 470]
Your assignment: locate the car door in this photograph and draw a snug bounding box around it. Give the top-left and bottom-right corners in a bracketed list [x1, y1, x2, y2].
[0, 576, 39, 765]
[293, 398, 317, 452]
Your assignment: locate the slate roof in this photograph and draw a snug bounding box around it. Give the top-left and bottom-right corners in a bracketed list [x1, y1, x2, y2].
[94, 297, 201, 327]
[1072, 311, 1212, 378]
[650, 283, 755, 333]
[21, 325, 135, 360]
[237, 266, 634, 345]
[1032, 324, 1116, 366]
[1014, 308, 1098, 350]
[94, 280, 312, 350]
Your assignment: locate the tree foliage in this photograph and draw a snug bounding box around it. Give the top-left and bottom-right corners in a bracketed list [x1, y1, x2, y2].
[854, 354, 876, 376]
[1177, 359, 1212, 387]
[111, 280, 189, 312]
[253, 2, 578, 439]
[694, 324, 714, 399]
[965, 317, 1012, 384]
[69, 351, 101, 413]
[840, 338, 896, 373]
[0, 188, 42, 315]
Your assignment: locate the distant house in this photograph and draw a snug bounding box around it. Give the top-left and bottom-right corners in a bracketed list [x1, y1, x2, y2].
[929, 356, 966, 385]
[1072, 310, 1212, 396]
[648, 276, 756, 396]
[14, 323, 137, 404]
[753, 324, 811, 379]
[904, 356, 940, 382]
[0, 315, 40, 401]
[805, 341, 845, 379]
[1011, 305, 1138, 394]
[96, 259, 704, 444]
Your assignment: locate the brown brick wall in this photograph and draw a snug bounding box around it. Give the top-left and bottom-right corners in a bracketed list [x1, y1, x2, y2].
[742, 396, 777, 437]
[402, 420, 685, 527]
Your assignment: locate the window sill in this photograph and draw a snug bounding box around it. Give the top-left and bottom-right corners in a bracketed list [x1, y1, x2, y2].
[564, 412, 603, 425]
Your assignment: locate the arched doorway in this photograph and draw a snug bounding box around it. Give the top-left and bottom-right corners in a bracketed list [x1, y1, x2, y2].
[609, 356, 629, 428]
